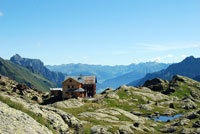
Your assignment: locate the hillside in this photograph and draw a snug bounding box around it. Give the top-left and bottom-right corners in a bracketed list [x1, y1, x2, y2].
[97, 62, 169, 89]
[10, 54, 66, 87]
[0, 57, 56, 92]
[1, 74, 200, 134]
[194, 75, 200, 82]
[0, 74, 83, 133]
[129, 56, 200, 86]
[47, 62, 169, 89]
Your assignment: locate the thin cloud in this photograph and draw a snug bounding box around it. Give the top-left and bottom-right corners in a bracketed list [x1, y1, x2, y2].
[167, 54, 173, 58]
[82, 56, 88, 59]
[151, 57, 162, 62]
[0, 12, 3, 16]
[135, 43, 200, 52]
[181, 55, 187, 59]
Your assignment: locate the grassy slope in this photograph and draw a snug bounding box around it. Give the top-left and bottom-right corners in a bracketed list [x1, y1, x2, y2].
[0, 58, 56, 92]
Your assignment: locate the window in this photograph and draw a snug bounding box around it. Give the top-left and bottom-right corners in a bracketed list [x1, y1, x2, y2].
[69, 80, 72, 82]
[72, 85, 74, 88]
[68, 85, 70, 88]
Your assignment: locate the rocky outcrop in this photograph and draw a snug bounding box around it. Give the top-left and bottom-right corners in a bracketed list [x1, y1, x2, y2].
[51, 99, 85, 108]
[91, 125, 112, 134]
[0, 74, 49, 103]
[144, 78, 169, 92]
[1, 94, 83, 134]
[0, 101, 52, 134]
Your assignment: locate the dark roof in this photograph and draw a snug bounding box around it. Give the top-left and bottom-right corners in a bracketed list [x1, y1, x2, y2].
[65, 75, 97, 84]
[67, 88, 85, 92]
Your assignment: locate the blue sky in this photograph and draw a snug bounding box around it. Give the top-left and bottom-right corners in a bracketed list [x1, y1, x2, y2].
[0, 0, 200, 65]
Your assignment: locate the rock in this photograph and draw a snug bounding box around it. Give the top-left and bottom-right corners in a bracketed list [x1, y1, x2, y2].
[2, 94, 83, 134]
[162, 108, 177, 116]
[16, 83, 27, 90]
[116, 85, 129, 90]
[0, 81, 6, 86]
[182, 98, 197, 110]
[133, 123, 140, 127]
[51, 99, 84, 108]
[31, 96, 43, 103]
[138, 104, 153, 111]
[144, 78, 169, 92]
[174, 119, 190, 126]
[130, 111, 142, 116]
[42, 92, 49, 99]
[186, 112, 199, 120]
[78, 112, 119, 121]
[118, 125, 134, 134]
[160, 126, 177, 133]
[194, 128, 200, 134]
[105, 92, 119, 99]
[169, 103, 175, 108]
[112, 108, 146, 123]
[0, 101, 52, 134]
[101, 88, 113, 94]
[192, 120, 200, 128]
[91, 125, 112, 134]
[179, 128, 193, 134]
[132, 91, 169, 101]
[96, 108, 121, 116]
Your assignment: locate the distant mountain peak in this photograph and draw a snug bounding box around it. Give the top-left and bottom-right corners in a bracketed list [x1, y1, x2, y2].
[12, 54, 22, 59]
[129, 55, 200, 86]
[10, 55, 66, 87]
[185, 56, 196, 60]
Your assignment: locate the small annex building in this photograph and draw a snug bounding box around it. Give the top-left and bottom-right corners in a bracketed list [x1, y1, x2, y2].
[50, 75, 97, 99]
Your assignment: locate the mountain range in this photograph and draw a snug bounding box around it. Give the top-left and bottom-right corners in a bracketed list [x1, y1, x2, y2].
[47, 62, 170, 89]
[128, 56, 200, 86]
[1, 54, 200, 92]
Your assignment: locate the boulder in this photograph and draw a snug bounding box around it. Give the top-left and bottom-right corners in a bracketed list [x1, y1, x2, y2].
[192, 120, 200, 128]
[78, 112, 119, 121]
[31, 96, 43, 103]
[0, 81, 6, 86]
[91, 125, 112, 134]
[186, 112, 199, 120]
[144, 78, 169, 92]
[101, 88, 113, 94]
[105, 92, 119, 99]
[179, 128, 193, 134]
[181, 98, 197, 110]
[96, 108, 121, 116]
[118, 125, 134, 134]
[2, 94, 83, 134]
[160, 126, 177, 133]
[0, 101, 52, 134]
[16, 83, 27, 90]
[51, 99, 84, 108]
[174, 119, 190, 126]
[138, 104, 153, 111]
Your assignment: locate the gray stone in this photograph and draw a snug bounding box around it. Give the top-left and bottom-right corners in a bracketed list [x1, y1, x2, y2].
[51, 99, 84, 108]
[0, 101, 52, 134]
[91, 125, 112, 134]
